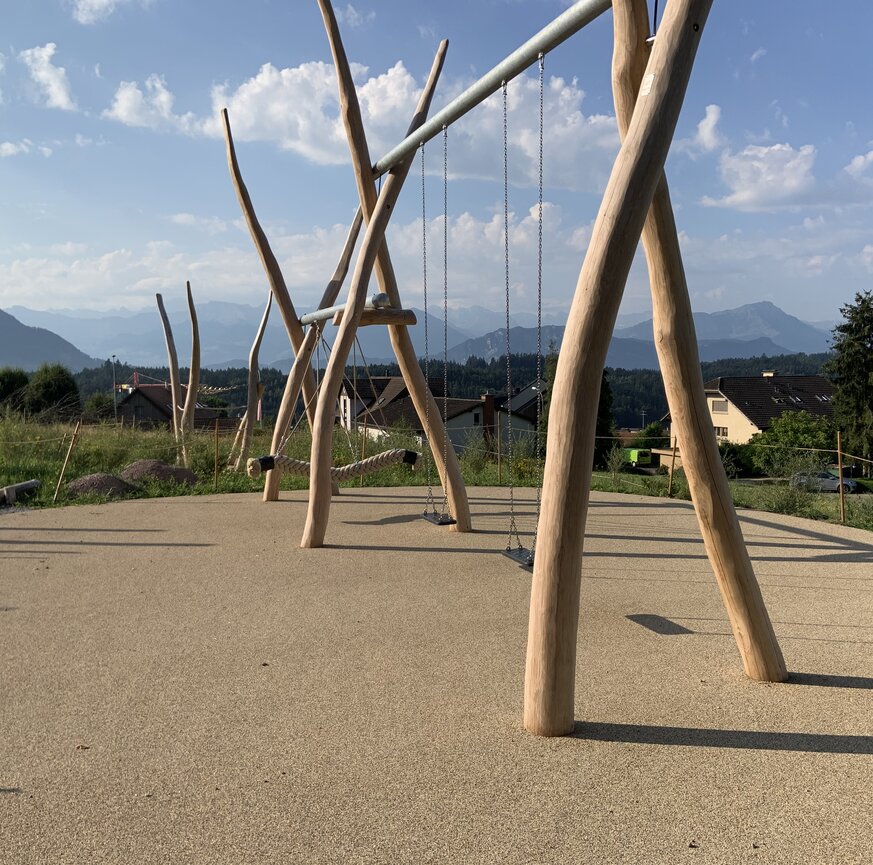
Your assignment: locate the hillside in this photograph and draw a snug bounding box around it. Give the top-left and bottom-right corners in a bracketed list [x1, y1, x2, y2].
[0, 309, 97, 372]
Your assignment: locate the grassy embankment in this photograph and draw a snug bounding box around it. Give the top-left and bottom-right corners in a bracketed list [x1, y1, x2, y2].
[2, 415, 871, 531]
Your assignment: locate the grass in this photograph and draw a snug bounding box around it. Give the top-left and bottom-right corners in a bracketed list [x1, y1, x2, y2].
[2, 414, 871, 532]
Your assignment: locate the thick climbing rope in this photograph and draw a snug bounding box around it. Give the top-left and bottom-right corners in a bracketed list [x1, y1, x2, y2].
[247, 448, 419, 482]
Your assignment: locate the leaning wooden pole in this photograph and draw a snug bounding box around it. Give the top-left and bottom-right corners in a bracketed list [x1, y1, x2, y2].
[179, 280, 201, 467]
[612, 0, 786, 682]
[524, 0, 714, 737]
[261, 209, 363, 501]
[236, 291, 273, 471]
[301, 41, 448, 549]
[317, 0, 471, 531]
[155, 293, 183, 448]
[221, 108, 319, 429]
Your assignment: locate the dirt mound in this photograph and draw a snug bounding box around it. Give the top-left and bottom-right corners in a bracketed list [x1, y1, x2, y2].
[67, 473, 136, 499]
[119, 459, 197, 486]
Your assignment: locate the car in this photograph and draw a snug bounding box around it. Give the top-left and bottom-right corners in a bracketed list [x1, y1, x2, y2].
[790, 471, 857, 494]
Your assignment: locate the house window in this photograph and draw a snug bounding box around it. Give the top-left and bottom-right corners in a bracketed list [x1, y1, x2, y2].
[713, 426, 728, 439]
[711, 399, 728, 414]
[473, 412, 480, 426]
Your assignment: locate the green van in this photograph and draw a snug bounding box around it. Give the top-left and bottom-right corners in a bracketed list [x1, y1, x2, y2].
[623, 448, 652, 467]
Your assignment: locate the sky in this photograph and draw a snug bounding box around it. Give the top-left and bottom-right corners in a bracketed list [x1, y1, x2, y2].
[1, 0, 872, 327]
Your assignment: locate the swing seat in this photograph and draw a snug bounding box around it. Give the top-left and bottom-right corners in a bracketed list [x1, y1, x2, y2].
[247, 449, 419, 481]
[422, 510, 456, 526]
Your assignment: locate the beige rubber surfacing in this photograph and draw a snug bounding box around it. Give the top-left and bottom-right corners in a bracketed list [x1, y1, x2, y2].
[1, 487, 870, 864]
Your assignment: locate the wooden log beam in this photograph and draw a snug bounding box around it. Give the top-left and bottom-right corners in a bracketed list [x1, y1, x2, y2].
[179, 280, 201, 468]
[332, 308, 417, 327]
[316, 0, 471, 532]
[524, 0, 714, 737]
[221, 108, 318, 429]
[261, 208, 363, 501]
[235, 291, 273, 471]
[301, 41, 448, 549]
[155, 293, 183, 447]
[611, 0, 786, 682]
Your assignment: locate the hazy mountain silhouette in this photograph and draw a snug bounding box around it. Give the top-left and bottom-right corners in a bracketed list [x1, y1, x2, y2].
[0, 309, 96, 372]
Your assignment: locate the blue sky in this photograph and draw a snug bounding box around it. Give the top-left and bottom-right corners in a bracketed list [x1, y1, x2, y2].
[1, 0, 872, 326]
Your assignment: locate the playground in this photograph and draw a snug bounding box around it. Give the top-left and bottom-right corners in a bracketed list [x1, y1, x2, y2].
[1, 488, 870, 863]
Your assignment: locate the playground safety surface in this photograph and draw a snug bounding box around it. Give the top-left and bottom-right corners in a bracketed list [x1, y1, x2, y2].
[1, 487, 871, 864]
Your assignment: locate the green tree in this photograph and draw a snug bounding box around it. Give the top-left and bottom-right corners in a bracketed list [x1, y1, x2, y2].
[23, 363, 81, 419]
[630, 421, 668, 450]
[82, 392, 115, 421]
[825, 290, 873, 474]
[0, 367, 29, 411]
[749, 410, 835, 478]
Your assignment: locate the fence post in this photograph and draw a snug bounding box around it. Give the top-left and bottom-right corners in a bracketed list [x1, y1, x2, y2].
[497, 420, 502, 484]
[668, 436, 678, 498]
[837, 430, 846, 524]
[53, 419, 81, 504]
[214, 418, 220, 492]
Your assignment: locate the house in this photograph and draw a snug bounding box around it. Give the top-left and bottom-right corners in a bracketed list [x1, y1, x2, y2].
[496, 379, 548, 448]
[117, 383, 231, 430]
[360, 392, 496, 452]
[662, 372, 834, 444]
[338, 376, 410, 431]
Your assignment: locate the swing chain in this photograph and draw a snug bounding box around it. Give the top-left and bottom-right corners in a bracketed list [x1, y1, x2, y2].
[503, 79, 522, 551]
[421, 141, 436, 514]
[441, 124, 451, 518]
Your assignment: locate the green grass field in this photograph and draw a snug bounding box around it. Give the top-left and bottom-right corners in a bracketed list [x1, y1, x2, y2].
[2, 415, 871, 532]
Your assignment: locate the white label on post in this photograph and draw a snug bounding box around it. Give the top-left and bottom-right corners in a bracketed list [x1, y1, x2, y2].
[641, 73, 655, 96]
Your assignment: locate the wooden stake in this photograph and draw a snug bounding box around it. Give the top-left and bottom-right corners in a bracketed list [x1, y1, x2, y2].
[179, 281, 201, 466]
[525, 0, 716, 737]
[53, 419, 81, 504]
[837, 430, 846, 524]
[610, 0, 786, 685]
[214, 418, 220, 491]
[668, 435, 678, 497]
[301, 40, 448, 549]
[237, 292, 272, 470]
[316, 0, 471, 532]
[155, 293, 183, 454]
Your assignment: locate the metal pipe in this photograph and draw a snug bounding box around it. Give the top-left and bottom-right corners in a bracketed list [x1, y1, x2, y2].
[299, 292, 390, 326]
[372, 0, 612, 175]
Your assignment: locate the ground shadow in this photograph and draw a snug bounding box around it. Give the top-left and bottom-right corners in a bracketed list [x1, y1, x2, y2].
[626, 613, 694, 635]
[573, 722, 873, 754]
[787, 672, 873, 690]
[0, 527, 164, 534]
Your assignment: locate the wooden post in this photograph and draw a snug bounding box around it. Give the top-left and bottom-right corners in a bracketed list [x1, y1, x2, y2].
[316, 0, 471, 532]
[301, 41, 448, 549]
[155, 293, 183, 451]
[53, 419, 81, 504]
[179, 281, 201, 467]
[237, 292, 272, 471]
[221, 109, 319, 430]
[837, 430, 846, 524]
[261, 210, 363, 501]
[214, 418, 220, 491]
[524, 0, 716, 737]
[610, 0, 786, 684]
[668, 435, 678, 497]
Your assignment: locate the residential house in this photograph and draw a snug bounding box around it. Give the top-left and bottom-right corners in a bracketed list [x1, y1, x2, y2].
[662, 372, 834, 444]
[117, 383, 231, 430]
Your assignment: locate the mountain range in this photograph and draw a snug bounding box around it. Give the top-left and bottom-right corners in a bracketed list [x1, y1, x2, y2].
[2, 299, 832, 373]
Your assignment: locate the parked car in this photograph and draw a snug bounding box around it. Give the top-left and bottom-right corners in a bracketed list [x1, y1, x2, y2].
[790, 471, 857, 493]
[623, 448, 652, 467]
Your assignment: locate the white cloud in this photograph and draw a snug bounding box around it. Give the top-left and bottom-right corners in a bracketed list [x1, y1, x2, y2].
[70, 0, 149, 25]
[168, 213, 229, 234]
[676, 104, 724, 156]
[336, 4, 375, 28]
[701, 143, 817, 211]
[103, 73, 197, 131]
[859, 244, 873, 272]
[50, 242, 88, 255]
[104, 61, 618, 192]
[844, 149, 873, 180]
[1, 140, 32, 158]
[18, 43, 77, 111]
[750, 48, 767, 63]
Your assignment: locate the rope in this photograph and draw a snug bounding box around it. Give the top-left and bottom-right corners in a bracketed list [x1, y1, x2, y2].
[503, 79, 522, 551]
[247, 448, 419, 482]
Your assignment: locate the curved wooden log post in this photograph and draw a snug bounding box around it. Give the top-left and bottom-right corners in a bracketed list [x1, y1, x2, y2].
[612, 0, 786, 682]
[261, 208, 363, 501]
[317, 0, 471, 531]
[235, 291, 272, 471]
[524, 0, 714, 737]
[301, 41, 449, 549]
[221, 108, 318, 429]
[155, 292, 183, 452]
[179, 280, 201, 468]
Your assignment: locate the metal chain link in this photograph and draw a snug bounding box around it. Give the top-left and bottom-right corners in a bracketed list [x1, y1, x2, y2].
[441, 125, 451, 518]
[421, 142, 435, 513]
[531, 52, 545, 558]
[503, 80, 521, 551]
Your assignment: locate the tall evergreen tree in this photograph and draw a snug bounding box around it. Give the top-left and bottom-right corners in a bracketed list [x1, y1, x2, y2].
[825, 291, 873, 474]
